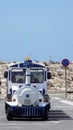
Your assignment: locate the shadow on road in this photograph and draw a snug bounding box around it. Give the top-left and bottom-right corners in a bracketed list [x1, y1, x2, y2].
[9, 110, 73, 122]
[48, 110, 73, 121]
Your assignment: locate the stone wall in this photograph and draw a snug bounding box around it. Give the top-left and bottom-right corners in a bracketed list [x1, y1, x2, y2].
[47, 62, 73, 91]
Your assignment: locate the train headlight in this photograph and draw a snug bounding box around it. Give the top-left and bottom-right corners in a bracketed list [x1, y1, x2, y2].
[6, 94, 12, 102]
[13, 99, 16, 102]
[39, 98, 42, 102]
[44, 94, 50, 102]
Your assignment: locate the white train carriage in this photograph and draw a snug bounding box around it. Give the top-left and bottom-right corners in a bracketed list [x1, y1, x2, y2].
[4, 58, 51, 120]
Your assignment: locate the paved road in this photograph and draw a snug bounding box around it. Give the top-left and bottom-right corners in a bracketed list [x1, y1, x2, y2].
[0, 93, 73, 130]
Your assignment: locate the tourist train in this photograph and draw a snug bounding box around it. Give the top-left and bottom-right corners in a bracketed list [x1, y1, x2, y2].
[4, 57, 51, 120]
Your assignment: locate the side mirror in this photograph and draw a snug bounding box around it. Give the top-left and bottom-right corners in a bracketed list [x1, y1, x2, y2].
[4, 71, 8, 78]
[47, 72, 51, 79]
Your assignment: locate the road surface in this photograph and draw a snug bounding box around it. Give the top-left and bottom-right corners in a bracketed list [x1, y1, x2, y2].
[0, 92, 73, 130]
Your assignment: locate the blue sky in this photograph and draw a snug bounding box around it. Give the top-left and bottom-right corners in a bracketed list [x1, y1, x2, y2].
[0, 0, 73, 62]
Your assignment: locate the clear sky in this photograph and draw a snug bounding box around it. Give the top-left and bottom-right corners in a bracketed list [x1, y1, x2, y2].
[0, 0, 73, 62]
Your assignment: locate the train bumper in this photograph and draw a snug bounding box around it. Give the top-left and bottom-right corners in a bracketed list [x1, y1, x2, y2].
[6, 103, 50, 118]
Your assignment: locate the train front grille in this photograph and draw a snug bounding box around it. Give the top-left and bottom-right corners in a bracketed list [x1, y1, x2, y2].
[12, 106, 44, 117]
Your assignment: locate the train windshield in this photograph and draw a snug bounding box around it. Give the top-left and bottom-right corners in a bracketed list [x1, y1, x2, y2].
[30, 69, 44, 83]
[11, 68, 44, 83]
[11, 69, 26, 83]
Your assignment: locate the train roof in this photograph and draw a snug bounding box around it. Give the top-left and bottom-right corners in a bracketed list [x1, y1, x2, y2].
[10, 60, 45, 68]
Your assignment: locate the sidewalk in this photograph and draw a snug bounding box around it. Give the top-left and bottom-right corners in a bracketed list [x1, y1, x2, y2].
[0, 92, 6, 100]
[0, 85, 6, 100]
[48, 89, 73, 101]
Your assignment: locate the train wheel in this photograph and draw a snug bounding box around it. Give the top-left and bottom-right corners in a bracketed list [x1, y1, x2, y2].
[6, 107, 12, 121]
[43, 109, 48, 121]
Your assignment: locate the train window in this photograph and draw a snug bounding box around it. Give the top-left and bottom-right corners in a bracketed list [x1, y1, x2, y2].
[11, 69, 26, 83]
[30, 69, 44, 83]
